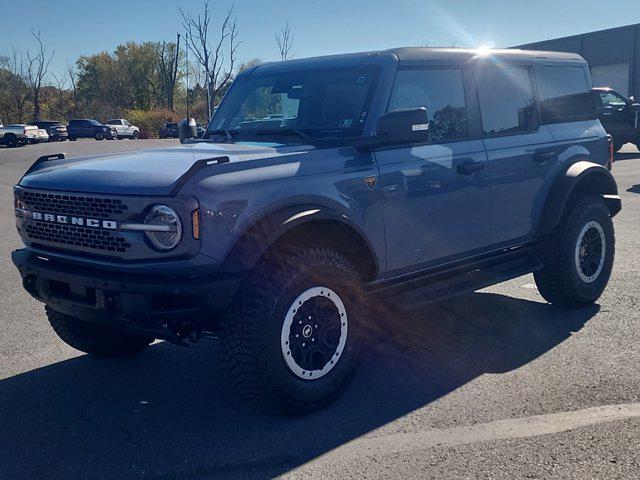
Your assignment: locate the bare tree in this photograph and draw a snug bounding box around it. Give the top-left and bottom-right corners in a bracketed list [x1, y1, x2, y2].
[275, 21, 294, 61]
[26, 30, 54, 120]
[66, 60, 79, 113]
[180, 0, 240, 119]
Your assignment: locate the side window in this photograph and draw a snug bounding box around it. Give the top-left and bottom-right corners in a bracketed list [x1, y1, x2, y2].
[388, 69, 468, 143]
[475, 66, 537, 135]
[599, 91, 626, 107]
[539, 66, 595, 123]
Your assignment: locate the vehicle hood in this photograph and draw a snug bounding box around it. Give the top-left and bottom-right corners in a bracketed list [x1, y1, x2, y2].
[18, 141, 309, 195]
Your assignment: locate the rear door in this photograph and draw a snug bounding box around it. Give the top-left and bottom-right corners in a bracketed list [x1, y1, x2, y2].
[375, 66, 490, 273]
[476, 64, 557, 245]
[122, 120, 133, 136]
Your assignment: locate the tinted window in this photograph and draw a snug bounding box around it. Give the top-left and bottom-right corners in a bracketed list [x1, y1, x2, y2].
[598, 91, 627, 107]
[388, 69, 468, 142]
[475, 66, 537, 135]
[539, 66, 595, 123]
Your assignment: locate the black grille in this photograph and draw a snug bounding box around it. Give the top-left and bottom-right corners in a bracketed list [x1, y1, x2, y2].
[26, 222, 132, 253]
[21, 191, 128, 219]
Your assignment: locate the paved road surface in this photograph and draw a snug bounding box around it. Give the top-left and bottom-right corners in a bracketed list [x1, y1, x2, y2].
[1, 139, 639, 479]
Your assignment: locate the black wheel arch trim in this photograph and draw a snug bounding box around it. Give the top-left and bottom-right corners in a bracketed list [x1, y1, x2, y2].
[537, 161, 621, 237]
[219, 204, 379, 277]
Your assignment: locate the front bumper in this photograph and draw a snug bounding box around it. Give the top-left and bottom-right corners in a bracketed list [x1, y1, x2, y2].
[12, 248, 242, 343]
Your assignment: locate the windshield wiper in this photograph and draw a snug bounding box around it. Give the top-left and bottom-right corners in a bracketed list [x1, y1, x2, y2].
[255, 128, 312, 142]
[207, 129, 240, 141]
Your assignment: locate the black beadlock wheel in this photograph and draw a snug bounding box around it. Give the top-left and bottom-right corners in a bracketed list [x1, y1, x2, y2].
[219, 247, 367, 415]
[534, 195, 615, 308]
[46, 307, 153, 357]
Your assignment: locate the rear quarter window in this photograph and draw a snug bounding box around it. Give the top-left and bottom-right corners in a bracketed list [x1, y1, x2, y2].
[539, 66, 595, 124]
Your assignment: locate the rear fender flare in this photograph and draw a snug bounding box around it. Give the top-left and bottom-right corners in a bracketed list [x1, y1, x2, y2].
[537, 161, 621, 236]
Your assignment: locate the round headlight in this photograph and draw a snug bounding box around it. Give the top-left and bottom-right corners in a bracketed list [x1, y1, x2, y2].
[144, 205, 182, 250]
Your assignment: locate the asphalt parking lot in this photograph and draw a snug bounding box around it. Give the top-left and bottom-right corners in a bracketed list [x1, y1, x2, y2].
[1, 139, 640, 479]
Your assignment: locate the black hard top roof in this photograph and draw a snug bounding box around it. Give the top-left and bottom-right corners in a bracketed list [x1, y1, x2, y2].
[250, 47, 584, 75]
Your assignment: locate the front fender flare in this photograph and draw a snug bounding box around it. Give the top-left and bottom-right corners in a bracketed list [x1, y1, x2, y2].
[219, 204, 378, 274]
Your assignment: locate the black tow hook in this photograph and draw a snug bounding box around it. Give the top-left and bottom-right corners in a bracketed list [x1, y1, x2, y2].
[168, 320, 203, 345]
[23, 275, 38, 296]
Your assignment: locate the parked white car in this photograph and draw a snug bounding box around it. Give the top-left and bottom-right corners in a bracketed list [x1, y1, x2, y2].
[29, 129, 50, 144]
[0, 120, 39, 147]
[106, 119, 140, 139]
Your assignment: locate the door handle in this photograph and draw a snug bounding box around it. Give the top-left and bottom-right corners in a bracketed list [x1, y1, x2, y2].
[533, 151, 556, 163]
[456, 161, 485, 175]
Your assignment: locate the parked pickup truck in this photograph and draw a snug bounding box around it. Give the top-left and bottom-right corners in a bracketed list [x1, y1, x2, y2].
[106, 119, 140, 140]
[12, 48, 621, 414]
[0, 121, 39, 147]
[67, 119, 118, 141]
[593, 87, 640, 151]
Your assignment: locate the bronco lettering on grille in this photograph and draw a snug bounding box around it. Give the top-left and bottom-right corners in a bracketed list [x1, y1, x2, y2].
[28, 211, 117, 230]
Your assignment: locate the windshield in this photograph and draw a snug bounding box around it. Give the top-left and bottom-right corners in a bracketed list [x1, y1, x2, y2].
[88, 119, 101, 125]
[208, 66, 380, 141]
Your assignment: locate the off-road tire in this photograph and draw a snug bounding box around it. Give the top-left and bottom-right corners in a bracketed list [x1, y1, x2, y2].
[534, 194, 614, 308]
[219, 247, 367, 415]
[4, 133, 18, 147]
[46, 307, 153, 357]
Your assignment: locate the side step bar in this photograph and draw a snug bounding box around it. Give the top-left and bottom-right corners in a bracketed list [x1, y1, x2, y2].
[367, 247, 543, 309]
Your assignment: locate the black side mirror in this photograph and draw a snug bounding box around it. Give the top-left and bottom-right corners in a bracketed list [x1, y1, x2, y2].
[179, 118, 198, 144]
[377, 107, 430, 145]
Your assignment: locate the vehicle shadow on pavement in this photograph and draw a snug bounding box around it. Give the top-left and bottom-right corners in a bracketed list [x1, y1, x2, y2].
[0, 292, 597, 480]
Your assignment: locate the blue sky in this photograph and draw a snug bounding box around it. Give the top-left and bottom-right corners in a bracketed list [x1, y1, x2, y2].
[3, 0, 637, 80]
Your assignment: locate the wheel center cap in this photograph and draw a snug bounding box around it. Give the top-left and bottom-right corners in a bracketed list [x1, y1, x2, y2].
[302, 324, 313, 339]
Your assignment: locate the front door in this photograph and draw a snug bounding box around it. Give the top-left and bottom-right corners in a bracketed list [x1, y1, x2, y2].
[375, 67, 490, 273]
[596, 89, 637, 141]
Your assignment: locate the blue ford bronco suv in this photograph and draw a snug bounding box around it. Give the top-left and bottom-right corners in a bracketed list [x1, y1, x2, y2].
[12, 48, 621, 414]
